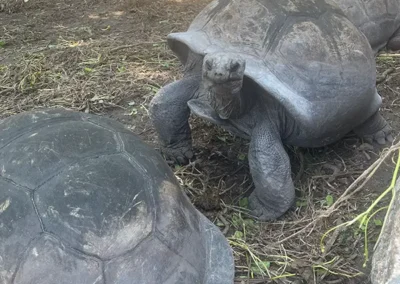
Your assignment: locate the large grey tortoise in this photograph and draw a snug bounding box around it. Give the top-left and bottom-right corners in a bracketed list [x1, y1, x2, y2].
[0, 109, 234, 284]
[149, 0, 397, 221]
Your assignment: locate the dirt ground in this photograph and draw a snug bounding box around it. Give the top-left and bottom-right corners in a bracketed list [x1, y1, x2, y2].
[1, 0, 400, 283]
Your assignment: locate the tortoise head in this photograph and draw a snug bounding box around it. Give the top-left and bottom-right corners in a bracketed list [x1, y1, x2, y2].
[201, 52, 247, 120]
[202, 52, 246, 84]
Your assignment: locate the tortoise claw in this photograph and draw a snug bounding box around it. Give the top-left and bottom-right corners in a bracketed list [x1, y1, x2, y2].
[362, 124, 394, 145]
[161, 143, 194, 165]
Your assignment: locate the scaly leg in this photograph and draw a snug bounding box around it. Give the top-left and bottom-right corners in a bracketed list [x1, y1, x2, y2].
[248, 123, 295, 221]
[149, 75, 200, 164]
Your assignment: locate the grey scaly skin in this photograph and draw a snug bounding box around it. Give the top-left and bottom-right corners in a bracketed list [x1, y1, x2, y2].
[150, 50, 394, 221]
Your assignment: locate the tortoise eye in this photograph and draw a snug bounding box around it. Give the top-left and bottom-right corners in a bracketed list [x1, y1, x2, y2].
[230, 62, 240, 72]
[205, 60, 213, 71]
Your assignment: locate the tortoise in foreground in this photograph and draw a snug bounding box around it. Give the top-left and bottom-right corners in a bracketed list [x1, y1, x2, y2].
[149, 0, 399, 221]
[0, 109, 234, 284]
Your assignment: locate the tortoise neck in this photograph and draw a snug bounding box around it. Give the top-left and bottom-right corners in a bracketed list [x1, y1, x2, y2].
[207, 80, 245, 120]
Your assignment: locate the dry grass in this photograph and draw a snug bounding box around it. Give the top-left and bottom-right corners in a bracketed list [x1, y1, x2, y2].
[0, 40, 176, 117]
[176, 129, 400, 284]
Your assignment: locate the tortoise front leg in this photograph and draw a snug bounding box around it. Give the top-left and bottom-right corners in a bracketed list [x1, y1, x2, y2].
[149, 75, 200, 164]
[248, 124, 295, 221]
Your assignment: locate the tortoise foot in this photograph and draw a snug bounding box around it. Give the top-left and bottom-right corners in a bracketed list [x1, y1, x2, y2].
[160, 142, 194, 165]
[354, 111, 394, 145]
[248, 193, 287, 221]
[362, 124, 394, 145]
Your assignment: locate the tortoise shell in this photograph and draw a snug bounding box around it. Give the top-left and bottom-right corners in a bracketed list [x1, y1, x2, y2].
[167, 0, 380, 138]
[329, 0, 400, 51]
[0, 109, 233, 284]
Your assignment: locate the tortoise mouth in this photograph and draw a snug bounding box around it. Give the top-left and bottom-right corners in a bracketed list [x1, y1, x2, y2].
[204, 77, 243, 95]
[210, 78, 242, 84]
[203, 73, 244, 84]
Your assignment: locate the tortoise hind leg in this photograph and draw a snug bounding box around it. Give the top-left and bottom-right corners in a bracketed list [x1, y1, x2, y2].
[353, 111, 394, 145]
[247, 124, 295, 221]
[387, 28, 400, 51]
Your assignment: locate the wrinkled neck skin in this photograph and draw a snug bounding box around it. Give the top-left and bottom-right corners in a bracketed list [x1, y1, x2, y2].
[204, 78, 245, 120]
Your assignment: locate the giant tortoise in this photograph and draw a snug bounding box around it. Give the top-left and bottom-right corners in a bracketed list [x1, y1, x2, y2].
[0, 109, 234, 284]
[149, 0, 399, 221]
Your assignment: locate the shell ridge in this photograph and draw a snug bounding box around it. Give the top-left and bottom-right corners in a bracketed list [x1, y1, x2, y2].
[0, 118, 75, 152]
[34, 152, 121, 191]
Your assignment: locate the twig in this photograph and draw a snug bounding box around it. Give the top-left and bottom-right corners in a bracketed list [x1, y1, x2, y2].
[327, 142, 400, 212]
[218, 213, 230, 235]
[321, 219, 344, 256]
[312, 170, 364, 179]
[278, 141, 400, 244]
[376, 67, 395, 84]
[378, 53, 400, 57]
